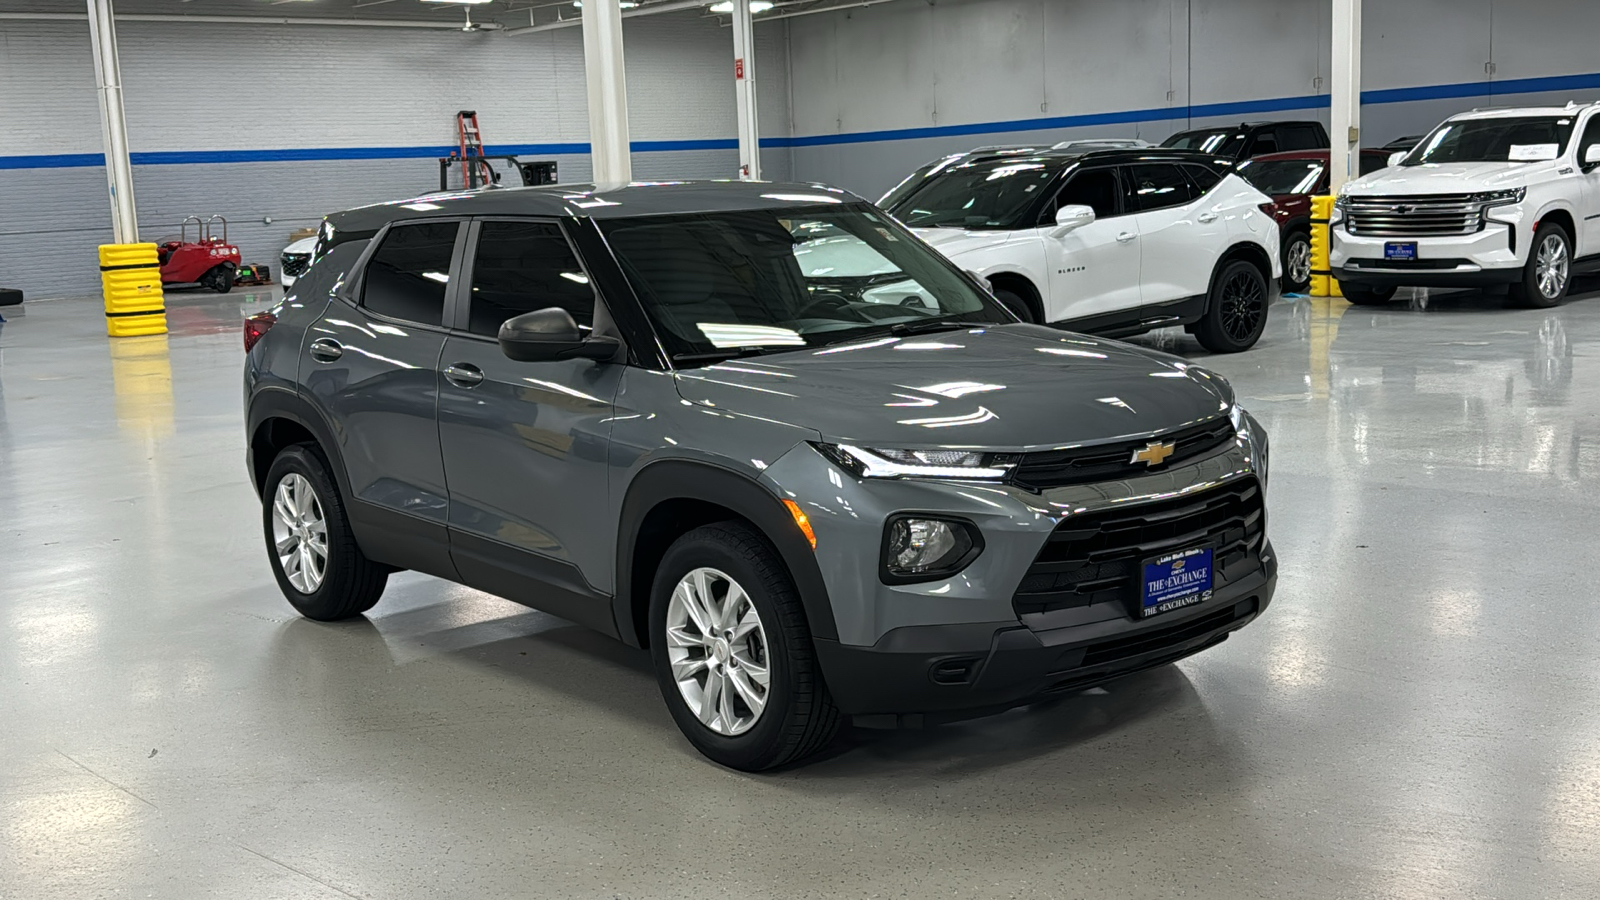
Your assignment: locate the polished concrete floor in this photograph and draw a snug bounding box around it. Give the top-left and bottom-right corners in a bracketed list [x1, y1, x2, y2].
[3, 282, 1600, 899]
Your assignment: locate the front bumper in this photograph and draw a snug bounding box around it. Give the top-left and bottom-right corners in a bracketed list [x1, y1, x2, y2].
[817, 547, 1274, 722]
[1330, 220, 1524, 289]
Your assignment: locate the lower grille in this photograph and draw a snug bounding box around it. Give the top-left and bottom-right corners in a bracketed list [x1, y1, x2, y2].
[280, 252, 311, 277]
[1344, 257, 1473, 270]
[1009, 416, 1236, 490]
[1013, 478, 1264, 618]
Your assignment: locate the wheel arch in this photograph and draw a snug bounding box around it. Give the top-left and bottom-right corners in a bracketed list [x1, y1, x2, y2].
[1535, 206, 1577, 248]
[615, 460, 838, 650]
[982, 270, 1045, 323]
[1212, 240, 1275, 295]
[247, 387, 351, 502]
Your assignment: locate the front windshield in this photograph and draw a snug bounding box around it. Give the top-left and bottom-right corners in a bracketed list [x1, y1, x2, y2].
[885, 161, 1056, 230]
[1161, 129, 1246, 156]
[1404, 116, 1575, 165]
[599, 205, 1011, 360]
[1237, 158, 1326, 195]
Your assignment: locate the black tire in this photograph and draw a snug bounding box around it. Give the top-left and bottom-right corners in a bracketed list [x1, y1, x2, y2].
[1281, 230, 1312, 293]
[1341, 285, 1397, 306]
[1509, 223, 1572, 309]
[262, 444, 387, 621]
[205, 263, 234, 294]
[1193, 259, 1270, 353]
[992, 287, 1037, 323]
[649, 522, 840, 771]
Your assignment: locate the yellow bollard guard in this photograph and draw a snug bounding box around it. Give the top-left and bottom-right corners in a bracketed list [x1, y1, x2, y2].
[99, 243, 168, 337]
[1308, 195, 1342, 299]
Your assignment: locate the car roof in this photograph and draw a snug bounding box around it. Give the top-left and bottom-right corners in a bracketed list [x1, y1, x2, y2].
[938, 147, 1234, 172]
[1449, 104, 1600, 120]
[325, 180, 866, 232]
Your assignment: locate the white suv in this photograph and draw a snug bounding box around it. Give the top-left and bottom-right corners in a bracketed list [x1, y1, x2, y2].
[1332, 103, 1600, 308]
[883, 147, 1282, 352]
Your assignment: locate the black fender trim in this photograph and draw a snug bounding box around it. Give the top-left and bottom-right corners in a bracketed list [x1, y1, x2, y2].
[614, 460, 839, 648]
[246, 387, 350, 500]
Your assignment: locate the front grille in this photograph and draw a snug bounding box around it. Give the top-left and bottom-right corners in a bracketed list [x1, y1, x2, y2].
[1041, 597, 1259, 693]
[1009, 417, 1236, 490]
[1345, 194, 1483, 237]
[1013, 478, 1264, 618]
[280, 252, 311, 277]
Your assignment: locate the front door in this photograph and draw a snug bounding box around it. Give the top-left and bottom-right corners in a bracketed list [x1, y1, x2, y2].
[1576, 115, 1600, 257]
[1124, 162, 1227, 307]
[300, 218, 463, 576]
[436, 219, 623, 629]
[1044, 166, 1143, 322]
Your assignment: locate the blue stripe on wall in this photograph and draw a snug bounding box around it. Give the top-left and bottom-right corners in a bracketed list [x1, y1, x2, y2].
[7, 71, 1600, 170]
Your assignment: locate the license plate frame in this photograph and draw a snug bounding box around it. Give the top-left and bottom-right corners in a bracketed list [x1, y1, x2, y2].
[1383, 241, 1418, 260]
[1139, 547, 1215, 618]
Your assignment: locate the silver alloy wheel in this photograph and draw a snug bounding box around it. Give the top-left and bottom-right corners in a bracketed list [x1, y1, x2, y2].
[1537, 233, 1570, 298]
[665, 566, 771, 736]
[271, 473, 329, 593]
[1286, 237, 1312, 286]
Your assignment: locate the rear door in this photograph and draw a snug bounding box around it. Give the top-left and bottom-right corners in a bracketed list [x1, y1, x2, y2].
[300, 218, 464, 576]
[1042, 165, 1143, 321]
[1125, 162, 1226, 306]
[435, 218, 623, 628]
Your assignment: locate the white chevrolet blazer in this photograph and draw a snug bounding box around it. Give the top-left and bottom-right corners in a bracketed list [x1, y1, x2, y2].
[883, 147, 1282, 353]
[1332, 103, 1600, 308]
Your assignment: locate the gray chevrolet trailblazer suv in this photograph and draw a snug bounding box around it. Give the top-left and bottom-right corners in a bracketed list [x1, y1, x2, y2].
[244, 181, 1276, 770]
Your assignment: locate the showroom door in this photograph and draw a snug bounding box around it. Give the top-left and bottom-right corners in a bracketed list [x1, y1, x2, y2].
[1124, 162, 1226, 308]
[1043, 166, 1143, 321]
[436, 218, 623, 628]
[300, 218, 461, 576]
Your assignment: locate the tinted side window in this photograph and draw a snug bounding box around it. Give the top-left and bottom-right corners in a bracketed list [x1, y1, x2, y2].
[1358, 153, 1388, 176]
[1126, 164, 1200, 212]
[466, 221, 594, 337]
[1579, 115, 1600, 162]
[1184, 163, 1224, 194]
[360, 221, 459, 325]
[1053, 168, 1121, 219]
[1248, 131, 1279, 156]
[1281, 125, 1323, 151]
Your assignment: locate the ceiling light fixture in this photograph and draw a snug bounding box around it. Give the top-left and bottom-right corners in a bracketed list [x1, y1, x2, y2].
[420, 0, 494, 5]
[708, 0, 774, 12]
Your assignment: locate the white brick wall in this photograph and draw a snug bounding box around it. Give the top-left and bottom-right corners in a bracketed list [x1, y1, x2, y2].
[0, 12, 793, 297]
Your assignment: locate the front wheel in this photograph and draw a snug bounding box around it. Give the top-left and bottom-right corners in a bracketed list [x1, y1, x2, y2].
[263, 445, 387, 621]
[1281, 231, 1312, 294]
[1509, 224, 1572, 309]
[649, 523, 840, 771]
[993, 288, 1037, 323]
[204, 263, 234, 293]
[1193, 259, 1270, 353]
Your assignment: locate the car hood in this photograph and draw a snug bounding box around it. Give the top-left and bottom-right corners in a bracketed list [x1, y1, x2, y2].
[671, 324, 1232, 451]
[282, 236, 318, 254]
[1344, 161, 1562, 194]
[909, 227, 1018, 259]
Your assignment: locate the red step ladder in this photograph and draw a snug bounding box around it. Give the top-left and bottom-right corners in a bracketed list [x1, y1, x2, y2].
[455, 110, 493, 189]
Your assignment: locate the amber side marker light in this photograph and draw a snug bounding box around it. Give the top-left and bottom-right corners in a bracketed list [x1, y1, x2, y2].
[782, 499, 817, 550]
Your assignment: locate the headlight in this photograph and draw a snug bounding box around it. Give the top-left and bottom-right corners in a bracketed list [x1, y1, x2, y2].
[1230, 403, 1269, 485]
[1330, 194, 1347, 226]
[1470, 188, 1525, 206]
[814, 443, 1015, 479]
[881, 515, 983, 583]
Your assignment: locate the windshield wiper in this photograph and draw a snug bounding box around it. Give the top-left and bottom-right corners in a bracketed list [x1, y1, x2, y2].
[671, 346, 788, 364]
[887, 318, 978, 336]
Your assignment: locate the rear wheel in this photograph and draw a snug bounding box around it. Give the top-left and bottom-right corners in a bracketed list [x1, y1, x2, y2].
[649, 523, 840, 771]
[1281, 231, 1312, 293]
[263, 445, 387, 621]
[1193, 259, 1270, 353]
[1342, 285, 1397, 306]
[1509, 224, 1571, 309]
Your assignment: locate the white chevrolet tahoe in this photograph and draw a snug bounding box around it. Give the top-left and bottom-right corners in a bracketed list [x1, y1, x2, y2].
[884, 147, 1282, 353]
[1332, 103, 1600, 308]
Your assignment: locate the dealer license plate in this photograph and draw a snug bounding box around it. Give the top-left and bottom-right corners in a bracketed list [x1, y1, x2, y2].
[1384, 241, 1417, 260]
[1140, 547, 1214, 618]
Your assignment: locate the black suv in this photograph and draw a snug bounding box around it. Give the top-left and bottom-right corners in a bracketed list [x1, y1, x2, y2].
[1162, 120, 1330, 163]
[245, 181, 1275, 770]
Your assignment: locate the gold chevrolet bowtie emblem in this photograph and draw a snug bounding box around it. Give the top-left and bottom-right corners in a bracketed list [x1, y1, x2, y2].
[1130, 440, 1176, 467]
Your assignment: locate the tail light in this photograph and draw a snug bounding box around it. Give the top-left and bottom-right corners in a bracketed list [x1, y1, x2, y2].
[1258, 201, 1280, 219]
[244, 312, 276, 352]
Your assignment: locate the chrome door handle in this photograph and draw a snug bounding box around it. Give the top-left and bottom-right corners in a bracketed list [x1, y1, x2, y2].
[443, 363, 484, 387]
[308, 338, 343, 362]
[1198, 211, 1219, 223]
[1116, 231, 1137, 243]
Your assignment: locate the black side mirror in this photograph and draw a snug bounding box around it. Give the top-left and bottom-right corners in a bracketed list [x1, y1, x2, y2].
[498, 307, 620, 363]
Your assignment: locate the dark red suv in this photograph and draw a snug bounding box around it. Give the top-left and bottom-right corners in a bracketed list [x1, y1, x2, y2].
[1237, 149, 1391, 293]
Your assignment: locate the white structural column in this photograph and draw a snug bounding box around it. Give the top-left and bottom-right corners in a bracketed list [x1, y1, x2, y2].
[1328, 0, 1361, 194]
[731, 0, 760, 180]
[86, 0, 137, 243]
[581, 0, 632, 184]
